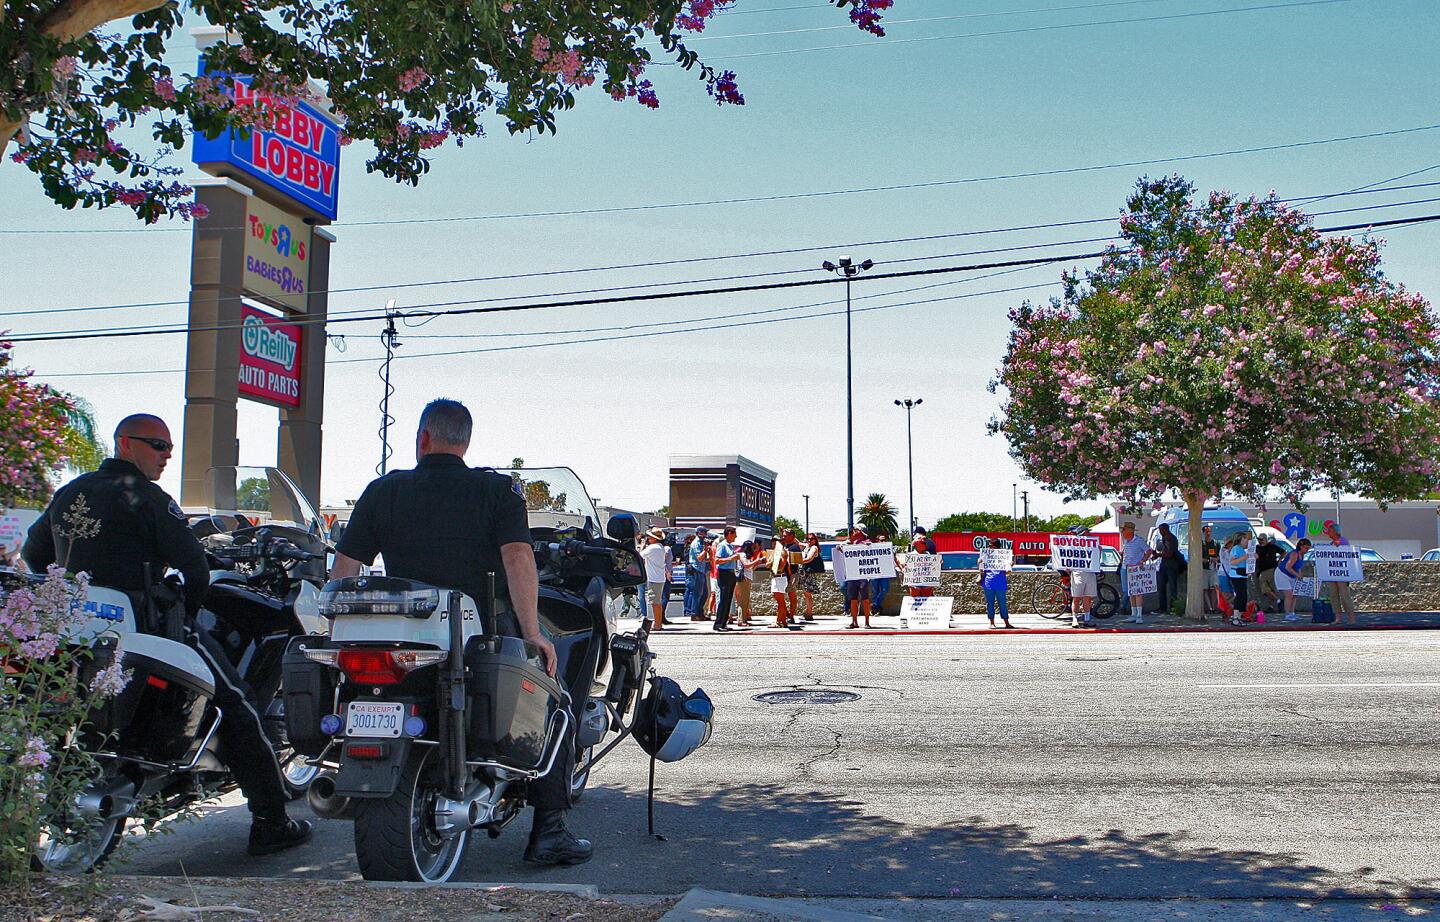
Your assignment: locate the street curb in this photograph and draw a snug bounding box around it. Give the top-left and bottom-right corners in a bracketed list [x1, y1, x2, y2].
[659, 622, 1440, 637]
[366, 881, 601, 898]
[659, 887, 893, 921]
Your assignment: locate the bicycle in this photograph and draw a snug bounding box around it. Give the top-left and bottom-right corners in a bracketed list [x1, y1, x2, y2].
[1030, 570, 1121, 620]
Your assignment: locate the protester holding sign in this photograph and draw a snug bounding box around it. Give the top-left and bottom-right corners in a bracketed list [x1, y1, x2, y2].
[838, 526, 875, 629]
[1320, 523, 1360, 625]
[979, 556, 1013, 628]
[1118, 522, 1151, 624]
[796, 534, 824, 622]
[1051, 533, 1099, 627]
[1276, 538, 1311, 622]
[899, 536, 939, 600]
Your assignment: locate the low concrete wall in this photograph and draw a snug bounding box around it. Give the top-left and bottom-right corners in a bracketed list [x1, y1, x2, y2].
[740, 562, 1440, 618]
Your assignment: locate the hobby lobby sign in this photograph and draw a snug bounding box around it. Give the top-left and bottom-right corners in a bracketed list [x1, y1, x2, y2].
[192, 63, 343, 220]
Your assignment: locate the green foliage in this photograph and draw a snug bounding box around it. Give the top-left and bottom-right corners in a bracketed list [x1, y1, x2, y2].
[1, 0, 894, 221]
[933, 511, 1015, 533]
[855, 493, 899, 539]
[0, 344, 75, 508]
[57, 395, 106, 475]
[931, 511, 1103, 533]
[774, 514, 803, 537]
[236, 477, 270, 512]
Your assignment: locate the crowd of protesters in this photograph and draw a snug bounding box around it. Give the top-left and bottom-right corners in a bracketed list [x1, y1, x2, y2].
[636, 515, 1364, 632]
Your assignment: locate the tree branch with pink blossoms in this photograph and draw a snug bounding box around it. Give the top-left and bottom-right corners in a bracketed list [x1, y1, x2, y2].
[990, 175, 1440, 618]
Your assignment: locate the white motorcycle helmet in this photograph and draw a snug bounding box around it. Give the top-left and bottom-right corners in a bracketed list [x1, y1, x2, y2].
[634, 677, 714, 763]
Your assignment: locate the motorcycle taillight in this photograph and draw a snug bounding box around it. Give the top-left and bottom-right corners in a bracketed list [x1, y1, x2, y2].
[335, 648, 445, 685]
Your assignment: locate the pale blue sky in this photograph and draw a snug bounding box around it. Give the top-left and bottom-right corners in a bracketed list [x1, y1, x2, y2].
[2, 0, 1437, 530]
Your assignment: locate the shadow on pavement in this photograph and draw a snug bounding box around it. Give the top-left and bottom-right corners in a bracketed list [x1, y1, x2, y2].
[456, 782, 1438, 899]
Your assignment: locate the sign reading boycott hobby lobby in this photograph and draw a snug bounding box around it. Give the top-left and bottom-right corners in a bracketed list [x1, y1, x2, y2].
[244, 195, 312, 312]
[192, 63, 342, 220]
[1050, 534, 1102, 572]
[238, 305, 303, 407]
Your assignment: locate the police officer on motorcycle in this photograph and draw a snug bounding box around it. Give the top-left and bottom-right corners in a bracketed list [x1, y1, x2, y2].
[328, 398, 592, 866]
[22, 413, 313, 856]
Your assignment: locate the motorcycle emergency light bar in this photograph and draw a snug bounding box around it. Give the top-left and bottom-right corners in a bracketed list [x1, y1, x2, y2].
[308, 647, 448, 685]
[318, 583, 441, 617]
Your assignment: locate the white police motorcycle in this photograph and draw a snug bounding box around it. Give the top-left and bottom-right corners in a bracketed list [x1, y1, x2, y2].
[13, 467, 329, 871]
[286, 467, 712, 882]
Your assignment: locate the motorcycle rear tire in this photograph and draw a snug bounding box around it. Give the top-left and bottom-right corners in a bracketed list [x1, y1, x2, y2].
[32, 808, 126, 874]
[353, 748, 469, 883]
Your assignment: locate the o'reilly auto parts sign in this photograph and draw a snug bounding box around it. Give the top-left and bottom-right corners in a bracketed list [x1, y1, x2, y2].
[238, 304, 303, 408]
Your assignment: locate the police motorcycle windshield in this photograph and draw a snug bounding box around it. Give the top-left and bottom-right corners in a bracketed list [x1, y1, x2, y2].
[496, 467, 600, 532]
[196, 466, 324, 538]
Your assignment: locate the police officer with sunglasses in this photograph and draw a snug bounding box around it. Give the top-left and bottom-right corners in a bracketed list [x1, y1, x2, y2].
[23, 413, 312, 856]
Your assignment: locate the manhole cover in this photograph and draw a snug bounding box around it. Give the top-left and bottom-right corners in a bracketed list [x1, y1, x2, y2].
[753, 689, 861, 705]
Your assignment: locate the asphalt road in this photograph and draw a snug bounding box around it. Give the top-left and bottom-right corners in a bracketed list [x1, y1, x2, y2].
[116, 619, 1440, 901]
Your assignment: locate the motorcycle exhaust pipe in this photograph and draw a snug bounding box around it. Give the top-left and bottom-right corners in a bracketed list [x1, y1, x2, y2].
[76, 780, 137, 821]
[306, 773, 357, 821]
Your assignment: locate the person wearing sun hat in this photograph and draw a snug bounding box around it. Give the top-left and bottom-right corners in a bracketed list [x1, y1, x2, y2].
[639, 528, 671, 631]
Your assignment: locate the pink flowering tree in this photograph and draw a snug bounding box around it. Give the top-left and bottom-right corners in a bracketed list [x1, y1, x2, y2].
[990, 175, 1440, 619]
[0, 340, 74, 509]
[1, 0, 895, 222]
[1, 566, 131, 882]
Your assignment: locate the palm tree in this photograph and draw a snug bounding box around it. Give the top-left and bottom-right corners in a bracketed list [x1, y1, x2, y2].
[856, 493, 900, 539]
[58, 394, 107, 474]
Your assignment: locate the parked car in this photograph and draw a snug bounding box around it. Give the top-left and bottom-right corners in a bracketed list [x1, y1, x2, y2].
[1420, 548, 1440, 561]
[1149, 503, 1253, 559]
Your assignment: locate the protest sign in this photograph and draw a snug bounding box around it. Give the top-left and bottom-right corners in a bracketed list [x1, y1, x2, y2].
[1050, 534, 1102, 572]
[899, 595, 954, 629]
[1310, 545, 1363, 582]
[1291, 577, 1319, 598]
[0, 509, 39, 554]
[1125, 564, 1157, 596]
[978, 547, 1014, 572]
[832, 542, 897, 584]
[903, 553, 942, 587]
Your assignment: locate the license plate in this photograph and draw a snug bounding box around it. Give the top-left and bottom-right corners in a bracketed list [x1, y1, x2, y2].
[346, 701, 404, 738]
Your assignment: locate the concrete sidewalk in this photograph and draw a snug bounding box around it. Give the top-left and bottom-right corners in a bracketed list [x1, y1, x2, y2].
[658, 890, 1438, 920]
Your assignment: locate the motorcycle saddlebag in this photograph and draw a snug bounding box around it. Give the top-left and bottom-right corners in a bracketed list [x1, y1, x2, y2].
[282, 636, 335, 757]
[84, 634, 216, 765]
[463, 636, 564, 771]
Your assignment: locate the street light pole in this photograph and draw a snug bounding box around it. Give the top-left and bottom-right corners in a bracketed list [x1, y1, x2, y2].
[823, 257, 874, 532]
[894, 397, 922, 534]
[1012, 483, 1018, 531]
[803, 494, 810, 535]
[1020, 490, 1030, 533]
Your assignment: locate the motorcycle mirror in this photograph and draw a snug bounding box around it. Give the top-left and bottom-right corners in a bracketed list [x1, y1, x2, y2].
[606, 513, 639, 543]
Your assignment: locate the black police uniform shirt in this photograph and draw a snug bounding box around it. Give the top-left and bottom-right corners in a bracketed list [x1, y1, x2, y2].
[336, 454, 532, 606]
[22, 458, 210, 614]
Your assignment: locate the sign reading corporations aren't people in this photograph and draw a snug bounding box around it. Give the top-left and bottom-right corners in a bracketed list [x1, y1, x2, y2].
[1050, 534, 1102, 572]
[238, 305, 303, 408]
[832, 543, 898, 584]
[1311, 545, 1363, 582]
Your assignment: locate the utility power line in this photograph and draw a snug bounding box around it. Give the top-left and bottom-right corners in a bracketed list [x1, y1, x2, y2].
[707, 0, 1366, 59]
[14, 210, 1440, 355]
[3, 120, 1435, 236]
[5, 182, 1439, 320]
